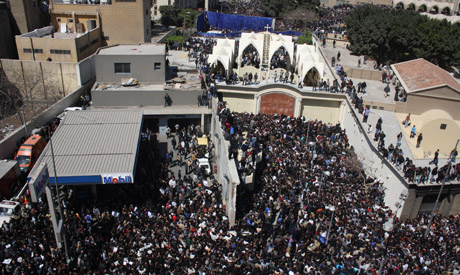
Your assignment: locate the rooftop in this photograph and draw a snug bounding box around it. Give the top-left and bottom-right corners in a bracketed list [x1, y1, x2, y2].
[20, 26, 87, 39]
[392, 58, 460, 93]
[93, 83, 165, 91]
[28, 110, 143, 184]
[97, 44, 166, 56]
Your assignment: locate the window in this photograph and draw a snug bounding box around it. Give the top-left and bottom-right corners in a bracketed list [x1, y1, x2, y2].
[154, 63, 161, 70]
[23, 48, 32, 53]
[154, 9, 157, 15]
[91, 38, 99, 45]
[146, 9, 148, 15]
[33, 49, 43, 54]
[50, 49, 71, 55]
[103, 36, 110, 41]
[114, 63, 131, 74]
[79, 44, 89, 52]
[146, 28, 149, 35]
[154, 0, 157, 4]
[440, 123, 447, 130]
[168, 0, 171, 5]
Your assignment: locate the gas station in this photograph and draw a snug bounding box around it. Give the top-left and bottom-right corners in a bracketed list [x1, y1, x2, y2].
[27, 110, 143, 185]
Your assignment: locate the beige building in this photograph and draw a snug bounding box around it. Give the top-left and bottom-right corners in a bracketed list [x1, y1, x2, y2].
[392, 58, 460, 155]
[0, 2, 16, 59]
[320, 0, 392, 8]
[16, 26, 101, 62]
[7, 0, 50, 35]
[50, 0, 151, 46]
[394, 0, 460, 15]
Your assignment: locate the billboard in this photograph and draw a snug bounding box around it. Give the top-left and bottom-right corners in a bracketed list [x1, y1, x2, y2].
[28, 163, 50, 202]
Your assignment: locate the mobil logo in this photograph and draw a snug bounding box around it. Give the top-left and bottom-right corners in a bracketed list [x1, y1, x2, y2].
[101, 174, 133, 184]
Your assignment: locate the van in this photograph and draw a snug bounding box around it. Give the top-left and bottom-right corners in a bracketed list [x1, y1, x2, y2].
[15, 135, 47, 174]
[198, 158, 211, 176]
[0, 200, 21, 226]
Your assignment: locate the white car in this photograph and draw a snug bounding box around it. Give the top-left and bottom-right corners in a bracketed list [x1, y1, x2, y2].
[198, 158, 211, 176]
[0, 200, 20, 226]
[57, 107, 83, 121]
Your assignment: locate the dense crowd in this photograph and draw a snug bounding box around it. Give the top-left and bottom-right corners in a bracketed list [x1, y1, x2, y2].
[2, 5, 460, 274]
[2, 91, 460, 273]
[270, 47, 290, 70]
[220, 0, 263, 17]
[240, 44, 260, 68]
[313, 6, 350, 43]
[215, 104, 460, 274]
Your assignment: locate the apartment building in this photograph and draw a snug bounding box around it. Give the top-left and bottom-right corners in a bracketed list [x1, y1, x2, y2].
[50, 0, 152, 45]
[7, 0, 50, 34]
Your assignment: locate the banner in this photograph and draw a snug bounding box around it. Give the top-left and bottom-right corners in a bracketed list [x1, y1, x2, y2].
[28, 163, 50, 202]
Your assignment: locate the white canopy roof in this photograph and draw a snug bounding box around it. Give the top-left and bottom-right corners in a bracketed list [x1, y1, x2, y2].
[208, 38, 237, 73]
[296, 44, 325, 81]
[238, 32, 264, 63]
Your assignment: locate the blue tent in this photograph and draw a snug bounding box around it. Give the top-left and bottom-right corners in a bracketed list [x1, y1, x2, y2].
[197, 11, 273, 32]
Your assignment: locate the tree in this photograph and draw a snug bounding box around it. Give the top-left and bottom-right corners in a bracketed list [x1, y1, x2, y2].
[261, 0, 298, 18]
[0, 68, 24, 120]
[178, 9, 200, 28]
[345, 5, 460, 69]
[159, 6, 181, 27]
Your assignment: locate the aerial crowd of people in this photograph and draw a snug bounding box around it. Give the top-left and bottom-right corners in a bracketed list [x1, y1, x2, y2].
[1, 2, 460, 274]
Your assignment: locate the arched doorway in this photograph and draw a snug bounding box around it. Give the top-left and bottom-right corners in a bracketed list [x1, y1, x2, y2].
[418, 5, 427, 12]
[408, 3, 415, 10]
[210, 60, 227, 81]
[430, 6, 439, 14]
[260, 93, 295, 116]
[395, 2, 404, 9]
[441, 7, 451, 15]
[303, 67, 320, 86]
[270, 46, 291, 71]
[240, 44, 260, 69]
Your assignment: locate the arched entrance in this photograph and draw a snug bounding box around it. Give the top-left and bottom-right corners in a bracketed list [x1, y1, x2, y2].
[408, 3, 415, 10]
[430, 6, 439, 14]
[418, 5, 427, 12]
[395, 2, 404, 9]
[441, 7, 451, 15]
[210, 60, 227, 79]
[270, 46, 291, 70]
[303, 67, 320, 86]
[260, 93, 295, 116]
[240, 44, 260, 69]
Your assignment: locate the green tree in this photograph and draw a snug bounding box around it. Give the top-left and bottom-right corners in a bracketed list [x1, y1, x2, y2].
[159, 6, 181, 27]
[178, 9, 200, 28]
[297, 31, 313, 44]
[345, 5, 460, 69]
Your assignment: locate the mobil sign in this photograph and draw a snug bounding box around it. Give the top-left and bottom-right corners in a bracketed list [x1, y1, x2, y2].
[101, 173, 133, 184]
